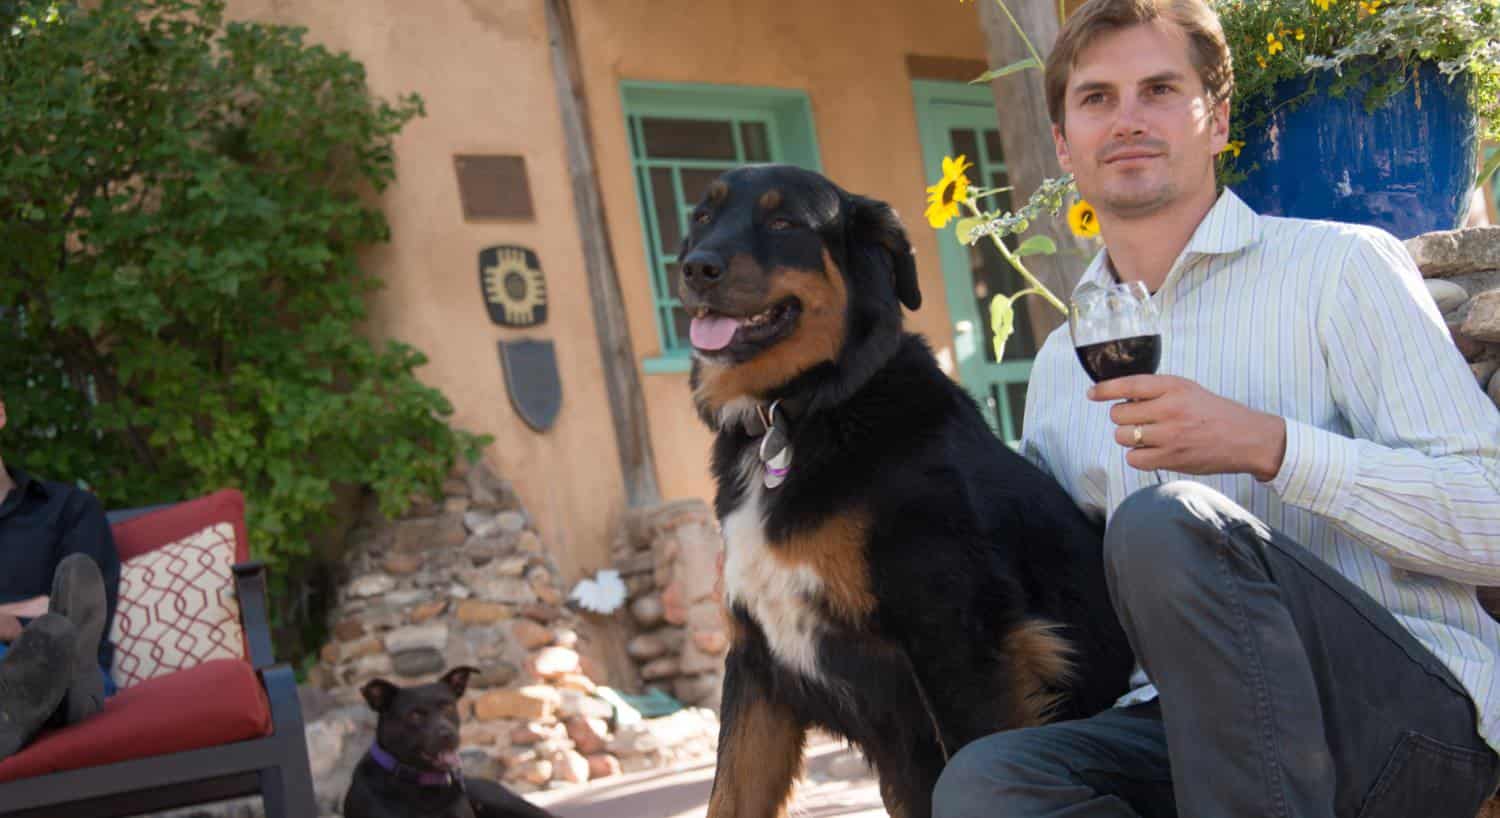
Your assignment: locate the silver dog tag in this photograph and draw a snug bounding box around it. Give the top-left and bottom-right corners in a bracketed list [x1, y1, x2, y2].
[759, 403, 793, 489]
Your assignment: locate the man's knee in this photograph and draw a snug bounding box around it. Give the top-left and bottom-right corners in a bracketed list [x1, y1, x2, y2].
[1103, 481, 1241, 603]
[932, 729, 1066, 818]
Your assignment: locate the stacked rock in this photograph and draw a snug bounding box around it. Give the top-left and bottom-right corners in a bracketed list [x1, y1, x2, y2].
[613, 499, 730, 713]
[1406, 226, 1500, 408]
[306, 459, 618, 800]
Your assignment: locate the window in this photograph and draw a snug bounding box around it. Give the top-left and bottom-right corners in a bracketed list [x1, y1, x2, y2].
[620, 82, 821, 372]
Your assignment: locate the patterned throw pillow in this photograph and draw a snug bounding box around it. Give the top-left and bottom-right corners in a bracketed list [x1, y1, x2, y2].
[108, 522, 246, 690]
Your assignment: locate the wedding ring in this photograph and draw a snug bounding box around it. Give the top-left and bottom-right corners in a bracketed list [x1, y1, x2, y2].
[1132, 425, 1145, 448]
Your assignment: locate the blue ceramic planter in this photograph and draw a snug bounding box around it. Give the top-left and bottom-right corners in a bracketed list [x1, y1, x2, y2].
[1230, 61, 1477, 239]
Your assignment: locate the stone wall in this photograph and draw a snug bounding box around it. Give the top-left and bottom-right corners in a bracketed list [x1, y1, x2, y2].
[291, 460, 719, 813]
[1406, 227, 1500, 406]
[613, 499, 730, 713]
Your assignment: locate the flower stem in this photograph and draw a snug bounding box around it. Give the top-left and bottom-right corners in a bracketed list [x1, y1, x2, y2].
[963, 200, 1067, 315]
[993, 0, 1045, 72]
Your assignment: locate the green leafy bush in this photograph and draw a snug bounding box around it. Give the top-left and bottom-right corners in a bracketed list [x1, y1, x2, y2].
[0, 0, 487, 595]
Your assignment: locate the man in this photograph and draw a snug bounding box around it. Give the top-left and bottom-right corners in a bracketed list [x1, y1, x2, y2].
[0, 394, 119, 759]
[932, 0, 1500, 816]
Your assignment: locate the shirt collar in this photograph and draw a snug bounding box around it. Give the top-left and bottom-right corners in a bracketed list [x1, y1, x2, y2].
[0, 466, 46, 519]
[1074, 187, 1264, 296]
[4, 466, 45, 498]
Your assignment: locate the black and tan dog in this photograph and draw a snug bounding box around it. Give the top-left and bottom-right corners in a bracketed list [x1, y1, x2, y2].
[679, 165, 1135, 818]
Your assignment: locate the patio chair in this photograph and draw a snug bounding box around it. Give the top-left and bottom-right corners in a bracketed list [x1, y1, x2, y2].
[0, 489, 316, 818]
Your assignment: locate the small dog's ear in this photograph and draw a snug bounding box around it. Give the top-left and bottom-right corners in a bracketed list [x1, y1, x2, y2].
[361, 679, 399, 713]
[440, 665, 481, 698]
[849, 195, 921, 311]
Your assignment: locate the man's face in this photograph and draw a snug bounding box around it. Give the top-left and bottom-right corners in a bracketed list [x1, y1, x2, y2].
[1052, 20, 1228, 221]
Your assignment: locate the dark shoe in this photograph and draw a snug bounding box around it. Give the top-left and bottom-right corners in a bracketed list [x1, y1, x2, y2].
[0, 613, 75, 759]
[49, 554, 106, 724]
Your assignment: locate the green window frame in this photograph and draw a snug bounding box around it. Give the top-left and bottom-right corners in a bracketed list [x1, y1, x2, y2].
[620, 81, 822, 374]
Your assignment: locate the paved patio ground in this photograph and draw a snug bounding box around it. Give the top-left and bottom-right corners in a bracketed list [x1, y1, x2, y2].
[528, 735, 890, 818]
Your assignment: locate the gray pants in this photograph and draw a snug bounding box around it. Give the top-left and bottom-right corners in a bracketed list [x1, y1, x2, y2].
[932, 481, 1499, 818]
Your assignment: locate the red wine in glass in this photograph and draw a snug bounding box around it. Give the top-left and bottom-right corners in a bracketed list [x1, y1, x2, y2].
[1069, 281, 1164, 482]
[1075, 333, 1162, 383]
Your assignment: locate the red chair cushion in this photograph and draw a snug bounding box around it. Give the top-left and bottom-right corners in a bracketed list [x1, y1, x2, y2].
[110, 489, 249, 564]
[0, 658, 272, 782]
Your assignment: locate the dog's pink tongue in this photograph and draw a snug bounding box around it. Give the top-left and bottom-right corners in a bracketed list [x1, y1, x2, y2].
[690, 314, 741, 351]
[439, 751, 461, 770]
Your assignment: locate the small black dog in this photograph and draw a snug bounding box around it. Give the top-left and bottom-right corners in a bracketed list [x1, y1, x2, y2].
[343, 666, 556, 818]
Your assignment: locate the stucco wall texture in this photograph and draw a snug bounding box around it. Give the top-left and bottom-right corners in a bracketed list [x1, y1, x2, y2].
[224, 0, 988, 581]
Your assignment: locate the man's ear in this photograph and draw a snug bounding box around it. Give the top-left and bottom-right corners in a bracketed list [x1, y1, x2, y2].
[849, 195, 921, 311]
[440, 665, 481, 698]
[1053, 123, 1073, 173]
[1209, 97, 1231, 153]
[361, 679, 400, 713]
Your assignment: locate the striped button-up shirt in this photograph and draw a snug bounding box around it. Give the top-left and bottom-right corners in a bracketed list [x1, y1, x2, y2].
[1020, 188, 1500, 752]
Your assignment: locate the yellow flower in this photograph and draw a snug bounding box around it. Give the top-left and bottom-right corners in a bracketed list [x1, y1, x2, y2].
[1256, 54, 1268, 68]
[1266, 32, 1284, 55]
[925, 155, 973, 229]
[1067, 199, 1099, 238]
[1294, 28, 1306, 40]
[1220, 140, 1245, 158]
[1358, 0, 1382, 13]
[1312, 0, 1332, 10]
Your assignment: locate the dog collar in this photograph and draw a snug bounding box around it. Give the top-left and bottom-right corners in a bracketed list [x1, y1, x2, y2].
[368, 743, 463, 789]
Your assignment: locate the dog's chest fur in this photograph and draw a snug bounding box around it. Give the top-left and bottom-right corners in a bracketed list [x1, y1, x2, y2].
[720, 449, 830, 683]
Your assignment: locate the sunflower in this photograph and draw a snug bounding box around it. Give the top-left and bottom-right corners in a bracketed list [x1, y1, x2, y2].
[1068, 199, 1099, 238]
[925, 155, 974, 229]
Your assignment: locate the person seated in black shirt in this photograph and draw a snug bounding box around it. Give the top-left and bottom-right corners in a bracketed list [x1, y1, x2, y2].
[0, 395, 121, 759]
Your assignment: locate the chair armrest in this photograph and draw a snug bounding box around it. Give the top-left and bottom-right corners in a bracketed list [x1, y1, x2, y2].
[232, 562, 277, 670]
[259, 664, 307, 735]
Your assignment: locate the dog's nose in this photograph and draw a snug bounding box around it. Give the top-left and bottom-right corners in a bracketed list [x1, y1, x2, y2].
[681, 249, 725, 294]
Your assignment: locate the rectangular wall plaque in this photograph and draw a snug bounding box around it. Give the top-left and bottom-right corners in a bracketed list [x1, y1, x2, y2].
[454, 154, 536, 221]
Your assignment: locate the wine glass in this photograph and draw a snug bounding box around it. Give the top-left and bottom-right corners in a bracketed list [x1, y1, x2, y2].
[1069, 280, 1163, 481]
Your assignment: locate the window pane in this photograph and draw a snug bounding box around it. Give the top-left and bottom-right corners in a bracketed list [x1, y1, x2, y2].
[642, 118, 737, 160]
[663, 262, 680, 298]
[670, 303, 692, 348]
[740, 121, 771, 162]
[990, 171, 1013, 211]
[969, 244, 1039, 362]
[681, 167, 732, 205]
[649, 168, 682, 253]
[1005, 380, 1029, 438]
[984, 129, 1005, 165]
[949, 128, 980, 164]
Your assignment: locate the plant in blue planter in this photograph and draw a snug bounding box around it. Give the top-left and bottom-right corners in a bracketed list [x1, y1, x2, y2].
[1215, 0, 1500, 237]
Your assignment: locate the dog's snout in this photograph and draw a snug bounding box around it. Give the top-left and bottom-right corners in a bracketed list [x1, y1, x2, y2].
[681, 249, 725, 293]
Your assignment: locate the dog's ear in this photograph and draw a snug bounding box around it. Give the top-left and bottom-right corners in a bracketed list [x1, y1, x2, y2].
[440, 665, 481, 698]
[361, 678, 399, 713]
[848, 194, 921, 311]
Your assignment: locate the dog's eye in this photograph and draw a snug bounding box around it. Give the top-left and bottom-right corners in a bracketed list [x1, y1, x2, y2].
[692, 210, 712, 225]
[767, 217, 794, 231]
[405, 710, 425, 723]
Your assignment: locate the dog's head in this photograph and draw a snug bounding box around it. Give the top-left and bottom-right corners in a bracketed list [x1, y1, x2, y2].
[360, 666, 478, 772]
[678, 165, 920, 425]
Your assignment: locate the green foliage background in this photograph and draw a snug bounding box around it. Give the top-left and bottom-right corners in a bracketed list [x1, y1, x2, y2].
[0, 0, 488, 628]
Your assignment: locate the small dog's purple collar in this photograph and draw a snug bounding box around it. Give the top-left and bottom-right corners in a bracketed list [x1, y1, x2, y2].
[368, 743, 460, 788]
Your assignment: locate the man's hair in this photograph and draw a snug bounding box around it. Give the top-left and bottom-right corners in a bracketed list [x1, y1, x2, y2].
[1044, 0, 1234, 131]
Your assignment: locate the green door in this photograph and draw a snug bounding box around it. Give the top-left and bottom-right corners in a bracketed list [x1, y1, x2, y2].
[912, 80, 1043, 446]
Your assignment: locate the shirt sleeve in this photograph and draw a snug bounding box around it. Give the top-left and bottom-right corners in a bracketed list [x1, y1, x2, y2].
[54, 490, 122, 671]
[1267, 228, 1500, 585]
